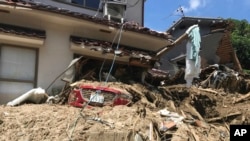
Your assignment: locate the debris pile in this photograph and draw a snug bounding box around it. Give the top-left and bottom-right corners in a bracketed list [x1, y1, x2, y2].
[1, 62, 250, 141]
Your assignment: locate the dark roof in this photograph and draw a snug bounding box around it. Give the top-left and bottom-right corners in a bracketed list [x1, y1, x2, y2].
[0, 23, 46, 38]
[166, 16, 229, 33]
[0, 0, 172, 39]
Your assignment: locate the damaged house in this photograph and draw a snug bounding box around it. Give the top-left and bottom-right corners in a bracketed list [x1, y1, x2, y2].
[0, 0, 173, 104]
[158, 16, 242, 74]
[153, 16, 245, 89]
[2, 1, 250, 141]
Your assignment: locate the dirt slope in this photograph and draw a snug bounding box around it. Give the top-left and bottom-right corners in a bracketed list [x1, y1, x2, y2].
[0, 82, 250, 141]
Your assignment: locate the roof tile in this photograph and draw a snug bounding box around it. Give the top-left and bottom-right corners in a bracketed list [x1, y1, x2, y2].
[0, 23, 46, 38]
[0, 0, 172, 39]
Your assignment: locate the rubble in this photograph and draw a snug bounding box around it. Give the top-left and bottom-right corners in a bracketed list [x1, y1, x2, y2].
[0, 78, 249, 141]
[1, 57, 250, 141]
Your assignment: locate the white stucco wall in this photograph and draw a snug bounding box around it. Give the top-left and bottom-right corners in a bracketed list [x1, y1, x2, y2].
[0, 0, 146, 103]
[38, 25, 73, 93]
[0, 9, 75, 99]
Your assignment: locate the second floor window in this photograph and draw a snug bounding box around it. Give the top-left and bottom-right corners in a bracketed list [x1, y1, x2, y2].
[71, 0, 101, 9]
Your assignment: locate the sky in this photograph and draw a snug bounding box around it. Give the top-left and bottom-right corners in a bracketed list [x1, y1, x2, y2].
[144, 0, 250, 31]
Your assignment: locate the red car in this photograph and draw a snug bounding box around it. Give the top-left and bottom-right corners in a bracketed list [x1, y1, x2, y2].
[68, 84, 132, 108]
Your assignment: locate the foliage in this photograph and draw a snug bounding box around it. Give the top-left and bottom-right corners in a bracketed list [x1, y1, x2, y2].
[228, 19, 250, 69]
[243, 69, 250, 75]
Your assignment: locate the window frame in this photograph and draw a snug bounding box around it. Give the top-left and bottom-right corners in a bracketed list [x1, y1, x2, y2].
[54, 0, 101, 10]
[0, 45, 38, 88]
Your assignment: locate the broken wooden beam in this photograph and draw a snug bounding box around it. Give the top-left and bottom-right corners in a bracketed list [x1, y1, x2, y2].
[206, 111, 242, 123]
[156, 33, 188, 57]
[197, 87, 218, 95]
[233, 92, 250, 104]
[185, 103, 205, 121]
[200, 70, 216, 88]
[232, 48, 243, 72]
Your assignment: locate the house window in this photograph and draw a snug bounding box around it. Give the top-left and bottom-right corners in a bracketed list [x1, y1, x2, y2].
[71, 0, 101, 9]
[0, 46, 38, 104]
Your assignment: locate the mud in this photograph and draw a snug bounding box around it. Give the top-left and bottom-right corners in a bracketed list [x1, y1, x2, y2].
[1, 81, 250, 141]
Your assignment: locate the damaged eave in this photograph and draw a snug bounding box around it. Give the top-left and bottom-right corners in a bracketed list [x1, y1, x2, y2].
[70, 36, 159, 68]
[114, 30, 172, 52]
[70, 42, 131, 63]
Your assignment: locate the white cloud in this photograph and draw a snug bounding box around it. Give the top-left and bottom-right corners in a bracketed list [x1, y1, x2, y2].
[182, 0, 208, 13]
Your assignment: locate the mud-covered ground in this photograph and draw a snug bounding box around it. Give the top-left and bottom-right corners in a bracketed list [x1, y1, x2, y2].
[0, 82, 250, 141]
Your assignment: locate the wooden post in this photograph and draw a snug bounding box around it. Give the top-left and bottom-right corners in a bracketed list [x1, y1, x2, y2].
[156, 33, 188, 57]
[232, 50, 242, 72]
